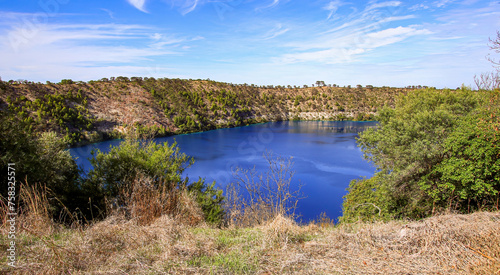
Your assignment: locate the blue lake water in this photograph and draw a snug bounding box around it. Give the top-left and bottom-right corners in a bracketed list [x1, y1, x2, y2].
[69, 121, 377, 223]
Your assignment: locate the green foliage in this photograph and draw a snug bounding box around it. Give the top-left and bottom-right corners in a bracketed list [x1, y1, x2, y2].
[340, 174, 392, 222]
[134, 123, 168, 138]
[59, 79, 74, 85]
[188, 179, 225, 225]
[343, 88, 500, 221]
[423, 94, 500, 208]
[86, 138, 225, 223]
[5, 90, 95, 145]
[87, 139, 192, 198]
[0, 110, 88, 220]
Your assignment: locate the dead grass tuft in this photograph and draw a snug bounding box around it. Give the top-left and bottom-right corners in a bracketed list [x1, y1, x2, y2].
[0, 182, 59, 236]
[262, 214, 301, 249]
[116, 173, 204, 226]
[17, 183, 57, 236]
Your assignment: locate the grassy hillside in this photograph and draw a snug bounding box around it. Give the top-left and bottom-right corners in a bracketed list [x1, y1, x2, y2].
[0, 78, 410, 145]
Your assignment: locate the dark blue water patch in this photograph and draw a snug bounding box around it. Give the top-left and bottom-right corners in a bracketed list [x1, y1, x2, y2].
[69, 121, 378, 223]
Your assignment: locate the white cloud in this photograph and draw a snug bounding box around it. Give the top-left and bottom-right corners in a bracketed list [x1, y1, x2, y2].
[167, 0, 214, 15]
[256, 0, 282, 11]
[179, 0, 199, 15]
[0, 20, 199, 81]
[323, 0, 346, 20]
[149, 34, 204, 48]
[378, 15, 416, 24]
[127, 0, 148, 13]
[366, 26, 432, 47]
[263, 24, 289, 40]
[277, 26, 431, 64]
[367, 26, 431, 40]
[278, 47, 367, 64]
[4, 23, 155, 52]
[100, 8, 115, 19]
[151, 33, 162, 40]
[366, 1, 401, 11]
[409, 3, 430, 11]
[434, 0, 456, 8]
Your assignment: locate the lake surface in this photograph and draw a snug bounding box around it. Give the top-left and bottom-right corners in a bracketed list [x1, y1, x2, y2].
[70, 121, 378, 223]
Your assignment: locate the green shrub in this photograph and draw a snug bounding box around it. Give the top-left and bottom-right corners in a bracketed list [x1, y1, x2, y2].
[0, 110, 86, 221]
[340, 174, 392, 222]
[85, 138, 225, 223]
[188, 179, 224, 225]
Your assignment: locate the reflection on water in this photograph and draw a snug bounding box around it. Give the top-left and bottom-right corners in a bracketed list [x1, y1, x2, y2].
[70, 121, 377, 223]
[284, 120, 377, 134]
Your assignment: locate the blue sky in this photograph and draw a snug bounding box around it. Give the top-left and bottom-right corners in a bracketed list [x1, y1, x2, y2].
[0, 0, 499, 88]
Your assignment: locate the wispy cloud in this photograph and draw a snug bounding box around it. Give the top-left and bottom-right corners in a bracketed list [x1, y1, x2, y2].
[150, 33, 204, 48]
[126, 0, 207, 15]
[0, 17, 199, 80]
[366, 26, 432, 47]
[177, 0, 200, 15]
[278, 26, 431, 64]
[5, 23, 155, 51]
[409, 3, 430, 11]
[127, 0, 148, 13]
[323, 0, 347, 20]
[263, 23, 289, 40]
[274, 1, 431, 66]
[366, 1, 401, 11]
[256, 0, 281, 11]
[434, 0, 456, 8]
[100, 8, 115, 19]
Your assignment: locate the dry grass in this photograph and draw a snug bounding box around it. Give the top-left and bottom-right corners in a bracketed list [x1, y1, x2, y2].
[1, 207, 499, 274]
[1, 181, 499, 274]
[304, 212, 500, 274]
[116, 174, 204, 226]
[225, 153, 304, 228]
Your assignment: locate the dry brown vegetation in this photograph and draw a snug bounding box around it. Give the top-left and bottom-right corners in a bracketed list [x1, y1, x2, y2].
[225, 153, 304, 228]
[1, 182, 499, 274]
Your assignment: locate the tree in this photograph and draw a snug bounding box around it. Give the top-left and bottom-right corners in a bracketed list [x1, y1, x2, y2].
[424, 109, 500, 211]
[316, 80, 325, 87]
[59, 79, 74, 85]
[475, 31, 500, 90]
[342, 88, 485, 220]
[487, 31, 500, 66]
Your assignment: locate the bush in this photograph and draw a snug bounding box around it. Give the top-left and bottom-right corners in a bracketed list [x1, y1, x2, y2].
[87, 139, 192, 198]
[188, 179, 224, 225]
[0, 110, 85, 221]
[340, 174, 392, 223]
[85, 138, 225, 224]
